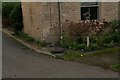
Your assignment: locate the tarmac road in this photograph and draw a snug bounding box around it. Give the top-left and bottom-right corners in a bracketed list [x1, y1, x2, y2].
[2, 33, 118, 78]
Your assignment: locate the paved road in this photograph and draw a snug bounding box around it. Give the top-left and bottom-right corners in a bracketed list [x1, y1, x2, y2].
[2, 33, 118, 78]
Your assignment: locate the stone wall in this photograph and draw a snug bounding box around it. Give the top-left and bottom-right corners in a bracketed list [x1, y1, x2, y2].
[22, 2, 60, 43]
[21, 2, 81, 43]
[61, 2, 81, 22]
[100, 2, 118, 21]
[22, 3, 43, 41]
[21, 2, 119, 43]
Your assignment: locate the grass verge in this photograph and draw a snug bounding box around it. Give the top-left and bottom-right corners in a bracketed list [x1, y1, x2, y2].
[63, 47, 120, 72]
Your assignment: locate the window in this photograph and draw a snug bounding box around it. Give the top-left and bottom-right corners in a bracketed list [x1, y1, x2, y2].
[81, 2, 98, 6]
[81, 2, 99, 20]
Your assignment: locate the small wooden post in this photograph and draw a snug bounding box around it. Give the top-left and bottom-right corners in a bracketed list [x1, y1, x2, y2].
[87, 36, 89, 47]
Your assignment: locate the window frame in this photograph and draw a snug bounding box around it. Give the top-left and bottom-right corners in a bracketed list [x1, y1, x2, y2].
[80, 2, 99, 20]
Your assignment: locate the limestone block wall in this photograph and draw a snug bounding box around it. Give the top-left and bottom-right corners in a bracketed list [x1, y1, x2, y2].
[100, 2, 118, 21]
[22, 2, 60, 43]
[43, 3, 60, 43]
[61, 2, 81, 22]
[22, 2, 44, 41]
[22, 2, 81, 43]
[21, 2, 119, 43]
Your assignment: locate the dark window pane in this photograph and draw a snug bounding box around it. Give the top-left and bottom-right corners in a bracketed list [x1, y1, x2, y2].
[90, 7, 98, 20]
[81, 7, 98, 20]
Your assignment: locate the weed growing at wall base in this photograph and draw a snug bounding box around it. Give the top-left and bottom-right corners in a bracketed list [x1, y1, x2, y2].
[18, 32, 48, 47]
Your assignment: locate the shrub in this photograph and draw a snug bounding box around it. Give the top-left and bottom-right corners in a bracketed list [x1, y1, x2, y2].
[61, 20, 108, 51]
[90, 35, 98, 44]
[100, 20, 120, 46]
[89, 43, 98, 50]
[9, 3, 23, 34]
[61, 39, 77, 49]
[61, 20, 119, 51]
[109, 20, 120, 30]
[84, 47, 91, 51]
[77, 44, 86, 50]
[2, 2, 16, 27]
[2, 2, 16, 18]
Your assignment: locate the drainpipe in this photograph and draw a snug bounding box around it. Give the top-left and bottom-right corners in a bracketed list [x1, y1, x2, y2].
[51, 2, 65, 53]
[58, 2, 62, 41]
[49, 3, 52, 28]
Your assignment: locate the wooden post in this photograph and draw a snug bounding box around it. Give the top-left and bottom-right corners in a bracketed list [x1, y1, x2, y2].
[87, 36, 89, 47]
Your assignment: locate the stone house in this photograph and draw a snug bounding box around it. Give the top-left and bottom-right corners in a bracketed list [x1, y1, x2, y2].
[21, 2, 119, 44]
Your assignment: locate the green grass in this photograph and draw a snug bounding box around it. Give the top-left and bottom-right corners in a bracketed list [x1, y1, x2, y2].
[63, 47, 120, 72]
[63, 50, 85, 61]
[111, 64, 120, 72]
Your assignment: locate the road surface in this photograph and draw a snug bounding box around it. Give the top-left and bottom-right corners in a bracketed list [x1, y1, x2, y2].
[2, 33, 118, 78]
